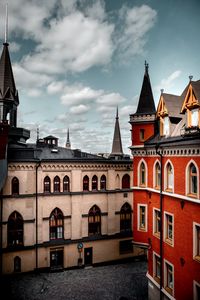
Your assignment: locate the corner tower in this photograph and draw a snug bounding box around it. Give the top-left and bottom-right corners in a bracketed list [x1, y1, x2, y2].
[109, 107, 124, 159]
[129, 62, 156, 148]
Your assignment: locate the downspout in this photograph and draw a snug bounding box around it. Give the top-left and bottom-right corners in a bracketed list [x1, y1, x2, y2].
[35, 160, 41, 272]
[0, 189, 3, 274]
[156, 144, 163, 300]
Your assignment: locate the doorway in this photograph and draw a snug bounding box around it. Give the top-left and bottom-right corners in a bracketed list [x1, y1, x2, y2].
[50, 248, 64, 270]
[84, 247, 93, 266]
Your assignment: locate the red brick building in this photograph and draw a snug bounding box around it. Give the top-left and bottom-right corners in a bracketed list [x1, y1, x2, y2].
[130, 63, 200, 300]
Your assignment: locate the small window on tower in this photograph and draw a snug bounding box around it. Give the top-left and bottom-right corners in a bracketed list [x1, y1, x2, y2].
[140, 129, 145, 141]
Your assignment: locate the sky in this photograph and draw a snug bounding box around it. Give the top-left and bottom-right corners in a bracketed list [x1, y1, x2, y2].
[0, 0, 199, 155]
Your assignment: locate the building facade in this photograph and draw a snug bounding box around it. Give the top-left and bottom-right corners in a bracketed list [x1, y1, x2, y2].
[0, 39, 142, 274]
[130, 63, 200, 300]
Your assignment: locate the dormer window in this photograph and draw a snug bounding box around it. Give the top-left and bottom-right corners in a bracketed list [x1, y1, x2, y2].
[163, 116, 170, 136]
[191, 108, 199, 127]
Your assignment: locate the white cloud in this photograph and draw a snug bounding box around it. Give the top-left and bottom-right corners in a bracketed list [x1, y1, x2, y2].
[155, 70, 182, 92]
[96, 92, 126, 106]
[117, 5, 157, 59]
[47, 81, 65, 94]
[61, 85, 103, 106]
[70, 104, 90, 115]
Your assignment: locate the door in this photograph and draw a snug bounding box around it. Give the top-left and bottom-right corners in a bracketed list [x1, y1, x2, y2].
[84, 247, 93, 266]
[50, 249, 63, 269]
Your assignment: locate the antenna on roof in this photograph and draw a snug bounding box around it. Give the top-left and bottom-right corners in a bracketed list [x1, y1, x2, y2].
[4, 3, 8, 44]
[189, 75, 193, 82]
[145, 60, 149, 74]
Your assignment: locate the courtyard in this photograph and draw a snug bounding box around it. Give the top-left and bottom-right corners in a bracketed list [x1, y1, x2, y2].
[1, 260, 148, 300]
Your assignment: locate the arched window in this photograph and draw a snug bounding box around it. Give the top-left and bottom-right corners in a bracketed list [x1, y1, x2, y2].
[88, 205, 101, 236]
[189, 163, 197, 195]
[12, 177, 19, 195]
[54, 176, 60, 193]
[83, 175, 89, 191]
[155, 162, 161, 189]
[8, 211, 23, 247]
[92, 175, 98, 190]
[120, 203, 132, 232]
[100, 175, 106, 190]
[49, 208, 64, 240]
[63, 176, 70, 192]
[44, 176, 51, 193]
[122, 174, 130, 189]
[14, 256, 21, 272]
[166, 163, 173, 191]
[139, 162, 146, 186]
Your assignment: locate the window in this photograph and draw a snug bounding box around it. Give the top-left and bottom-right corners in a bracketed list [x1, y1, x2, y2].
[164, 213, 173, 246]
[164, 261, 174, 295]
[139, 162, 146, 186]
[54, 176, 60, 192]
[138, 204, 147, 231]
[11, 177, 19, 195]
[153, 209, 161, 237]
[155, 162, 161, 189]
[189, 163, 197, 196]
[166, 162, 173, 191]
[122, 174, 130, 189]
[191, 108, 199, 127]
[119, 240, 133, 254]
[83, 175, 89, 191]
[63, 176, 70, 192]
[14, 256, 21, 272]
[44, 176, 51, 193]
[92, 175, 98, 190]
[100, 175, 106, 190]
[140, 129, 145, 141]
[194, 281, 200, 300]
[7, 211, 23, 247]
[153, 253, 161, 283]
[120, 203, 132, 232]
[88, 205, 101, 236]
[163, 116, 170, 136]
[49, 208, 64, 240]
[193, 223, 200, 262]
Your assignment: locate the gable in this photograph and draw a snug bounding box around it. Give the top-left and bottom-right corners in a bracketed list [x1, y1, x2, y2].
[156, 95, 168, 118]
[181, 84, 199, 113]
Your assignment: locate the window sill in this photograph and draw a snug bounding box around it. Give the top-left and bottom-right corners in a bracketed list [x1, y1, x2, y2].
[154, 276, 160, 284]
[165, 238, 173, 246]
[153, 232, 160, 239]
[138, 227, 147, 232]
[165, 188, 173, 193]
[154, 186, 160, 190]
[187, 193, 198, 199]
[139, 184, 146, 188]
[165, 287, 173, 296]
[194, 256, 200, 263]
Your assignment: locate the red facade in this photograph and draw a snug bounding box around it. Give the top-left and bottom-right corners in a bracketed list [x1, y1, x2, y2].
[130, 67, 200, 299]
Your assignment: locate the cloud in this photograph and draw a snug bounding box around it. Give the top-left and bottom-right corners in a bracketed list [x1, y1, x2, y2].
[70, 104, 90, 115]
[117, 5, 157, 59]
[47, 81, 65, 94]
[155, 70, 182, 92]
[61, 85, 103, 106]
[96, 92, 126, 106]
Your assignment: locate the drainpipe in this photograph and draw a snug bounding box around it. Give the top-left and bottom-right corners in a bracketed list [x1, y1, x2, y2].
[35, 160, 41, 272]
[156, 144, 163, 300]
[0, 189, 3, 274]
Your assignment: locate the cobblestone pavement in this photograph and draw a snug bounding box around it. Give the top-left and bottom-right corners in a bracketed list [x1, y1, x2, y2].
[1, 260, 148, 300]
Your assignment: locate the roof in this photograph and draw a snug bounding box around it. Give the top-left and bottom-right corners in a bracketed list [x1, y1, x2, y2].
[161, 93, 183, 117]
[135, 63, 156, 115]
[0, 43, 18, 102]
[110, 108, 123, 156]
[191, 80, 200, 100]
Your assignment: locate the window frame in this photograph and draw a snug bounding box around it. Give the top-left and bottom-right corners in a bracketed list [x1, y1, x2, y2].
[193, 280, 200, 300]
[164, 161, 174, 192]
[122, 174, 130, 189]
[7, 211, 24, 247]
[120, 202, 132, 232]
[49, 208, 64, 240]
[164, 212, 174, 246]
[186, 160, 199, 198]
[92, 175, 98, 191]
[164, 259, 174, 296]
[137, 204, 147, 232]
[11, 177, 19, 195]
[154, 161, 161, 189]
[153, 251, 161, 284]
[193, 222, 200, 262]
[63, 175, 70, 192]
[83, 175, 89, 191]
[44, 176, 51, 193]
[153, 208, 161, 238]
[100, 175, 106, 190]
[138, 160, 147, 187]
[54, 176, 60, 193]
[88, 205, 101, 236]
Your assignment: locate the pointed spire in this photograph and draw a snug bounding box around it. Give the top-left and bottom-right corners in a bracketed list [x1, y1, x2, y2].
[65, 128, 71, 149]
[110, 107, 123, 157]
[135, 61, 156, 115]
[5, 3, 8, 44]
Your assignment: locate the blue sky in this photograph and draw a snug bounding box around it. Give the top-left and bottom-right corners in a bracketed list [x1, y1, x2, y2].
[0, 0, 199, 154]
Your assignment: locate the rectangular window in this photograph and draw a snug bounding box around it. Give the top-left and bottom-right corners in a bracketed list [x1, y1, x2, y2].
[139, 129, 145, 141]
[153, 209, 161, 237]
[194, 281, 200, 300]
[193, 223, 200, 262]
[119, 239, 133, 254]
[164, 212, 174, 246]
[164, 261, 174, 296]
[138, 204, 147, 231]
[191, 108, 199, 127]
[153, 252, 161, 283]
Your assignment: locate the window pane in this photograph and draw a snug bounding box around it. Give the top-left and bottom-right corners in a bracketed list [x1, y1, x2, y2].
[191, 109, 198, 127]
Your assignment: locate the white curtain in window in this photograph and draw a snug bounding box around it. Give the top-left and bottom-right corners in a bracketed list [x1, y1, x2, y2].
[191, 109, 199, 127]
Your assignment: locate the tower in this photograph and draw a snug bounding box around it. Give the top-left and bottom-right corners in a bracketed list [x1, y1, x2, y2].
[109, 107, 123, 159]
[130, 61, 156, 148]
[65, 128, 71, 149]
